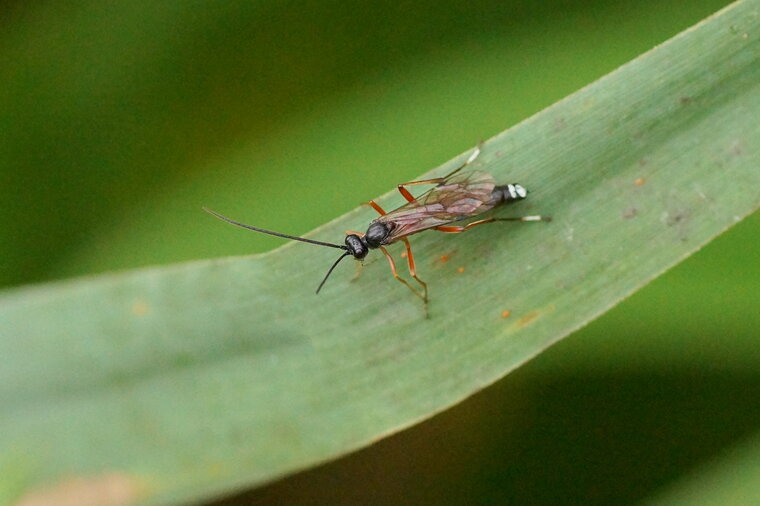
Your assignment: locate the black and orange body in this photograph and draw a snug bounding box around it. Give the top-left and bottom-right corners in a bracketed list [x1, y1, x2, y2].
[204, 144, 548, 314]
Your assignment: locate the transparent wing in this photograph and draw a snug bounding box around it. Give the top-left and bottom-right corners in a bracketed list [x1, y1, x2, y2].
[375, 170, 497, 242]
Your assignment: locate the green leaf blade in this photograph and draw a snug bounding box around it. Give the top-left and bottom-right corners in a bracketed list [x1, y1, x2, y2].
[2, 1, 759, 504]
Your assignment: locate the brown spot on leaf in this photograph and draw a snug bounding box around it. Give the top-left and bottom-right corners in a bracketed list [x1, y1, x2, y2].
[517, 310, 541, 328]
[208, 461, 225, 476]
[433, 251, 457, 265]
[131, 301, 149, 316]
[514, 305, 555, 328]
[666, 210, 690, 226]
[400, 251, 408, 259]
[15, 473, 142, 506]
[622, 208, 638, 219]
[456, 266, 465, 274]
[679, 96, 691, 105]
[500, 310, 512, 319]
[634, 177, 645, 186]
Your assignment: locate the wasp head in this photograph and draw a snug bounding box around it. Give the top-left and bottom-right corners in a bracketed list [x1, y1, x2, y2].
[344, 234, 369, 260]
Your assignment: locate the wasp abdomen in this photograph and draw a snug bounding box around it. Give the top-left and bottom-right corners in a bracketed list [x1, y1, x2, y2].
[491, 184, 528, 206]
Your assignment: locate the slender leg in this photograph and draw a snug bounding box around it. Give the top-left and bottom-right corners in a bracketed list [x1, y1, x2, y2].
[395, 143, 484, 204]
[396, 178, 446, 204]
[343, 230, 365, 281]
[400, 238, 428, 305]
[351, 260, 364, 282]
[366, 200, 387, 216]
[379, 246, 427, 305]
[435, 215, 547, 233]
[344, 230, 378, 282]
[442, 142, 483, 179]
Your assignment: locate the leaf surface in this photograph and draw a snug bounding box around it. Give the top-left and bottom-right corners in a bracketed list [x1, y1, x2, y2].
[1, 1, 759, 504]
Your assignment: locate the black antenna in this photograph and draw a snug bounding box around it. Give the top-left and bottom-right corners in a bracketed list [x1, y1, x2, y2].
[203, 207, 347, 251]
[316, 252, 351, 294]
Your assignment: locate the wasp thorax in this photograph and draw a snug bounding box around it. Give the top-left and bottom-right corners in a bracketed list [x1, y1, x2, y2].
[364, 222, 390, 248]
[345, 234, 368, 259]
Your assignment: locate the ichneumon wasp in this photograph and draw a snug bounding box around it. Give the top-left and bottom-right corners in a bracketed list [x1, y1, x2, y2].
[204, 144, 548, 312]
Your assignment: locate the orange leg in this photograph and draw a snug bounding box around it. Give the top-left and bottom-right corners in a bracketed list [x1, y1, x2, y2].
[351, 260, 364, 282]
[394, 143, 484, 204]
[366, 200, 387, 216]
[400, 238, 428, 304]
[379, 246, 427, 311]
[435, 215, 547, 233]
[396, 178, 446, 204]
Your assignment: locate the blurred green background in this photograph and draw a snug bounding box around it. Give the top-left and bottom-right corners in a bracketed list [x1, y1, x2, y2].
[1, 0, 757, 504]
